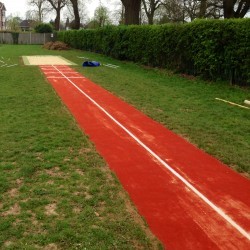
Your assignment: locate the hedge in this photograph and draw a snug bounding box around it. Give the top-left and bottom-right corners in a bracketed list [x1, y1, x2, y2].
[58, 19, 250, 86]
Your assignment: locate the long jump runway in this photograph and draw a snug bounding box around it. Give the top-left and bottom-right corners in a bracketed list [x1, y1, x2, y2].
[41, 65, 250, 249]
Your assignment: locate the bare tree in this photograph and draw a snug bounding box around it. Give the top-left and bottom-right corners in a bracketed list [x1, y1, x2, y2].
[142, 0, 162, 24]
[47, 0, 68, 30]
[183, 0, 223, 21]
[121, 0, 142, 25]
[68, 0, 80, 29]
[27, 0, 50, 22]
[65, 0, 88, 28]
[160, 0, 184, 22]
[223, 0, 250, 18]
[112, 0, 125, 24]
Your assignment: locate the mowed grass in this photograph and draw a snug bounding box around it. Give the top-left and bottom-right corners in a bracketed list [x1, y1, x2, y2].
[0, 45, 162, 249]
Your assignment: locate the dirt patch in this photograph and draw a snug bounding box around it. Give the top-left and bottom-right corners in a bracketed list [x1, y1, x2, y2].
[45, 203, 58, 216]
[45, 167, 65, 178]
[75, 169, 84, 176]
[16, 178, 23, 185]
[73, 207, 81, 214]
[44, 243, 59, 250]
[8, 188, 19, 198]
[4, 241, 13, 247]
[2, 203, 21, 216]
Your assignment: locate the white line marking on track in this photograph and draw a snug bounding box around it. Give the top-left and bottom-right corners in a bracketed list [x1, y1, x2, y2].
[51, 65, 250, 241]
[47, 77, 85, 79]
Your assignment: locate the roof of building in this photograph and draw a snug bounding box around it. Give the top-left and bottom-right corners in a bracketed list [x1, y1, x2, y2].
[20, 20, 33, 28]
[0, 2, 6, 11]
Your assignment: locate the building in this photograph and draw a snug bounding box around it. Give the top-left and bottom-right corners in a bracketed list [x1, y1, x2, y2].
[19, 19, 35, 32]
[0, 2, 6, 30]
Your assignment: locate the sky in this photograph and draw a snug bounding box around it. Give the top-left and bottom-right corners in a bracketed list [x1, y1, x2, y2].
[1, 0, 116, 21]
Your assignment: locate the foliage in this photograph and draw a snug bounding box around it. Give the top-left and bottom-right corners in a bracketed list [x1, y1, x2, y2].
[35, 23, 53, 33]
[11, 32, 19, 44]
[58, 19, 250, 86]
[6, 16, 21, 32]
[93, 5, 111, 27]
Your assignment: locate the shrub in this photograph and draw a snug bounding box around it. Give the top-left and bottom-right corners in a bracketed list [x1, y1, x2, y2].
[58, 20, 250, 86]
[11, 32, 19, 44]
[35, 23, 53, 33]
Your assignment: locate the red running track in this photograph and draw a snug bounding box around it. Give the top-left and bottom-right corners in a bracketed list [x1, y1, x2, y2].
[41, 65, 250, 249]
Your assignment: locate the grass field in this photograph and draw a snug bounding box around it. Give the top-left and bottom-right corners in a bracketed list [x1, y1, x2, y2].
[0, 44, 249, 248]
[0, 45, 161, 249]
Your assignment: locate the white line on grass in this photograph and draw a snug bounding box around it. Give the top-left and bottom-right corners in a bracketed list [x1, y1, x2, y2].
[51, 65, 250, 241]
[215, 98, 250, 110]
[7, 64, 18, 68]
[106, 63, 119, 68]
[103, 64, 119, 69]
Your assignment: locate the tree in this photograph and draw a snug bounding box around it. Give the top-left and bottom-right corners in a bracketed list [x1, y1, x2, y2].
[160, 0, 184, 23]
[6, 15, 22, 31]
[93, 5, 110, 27]
[35, 23, 53, 33]
[183, 0, 223, 21]
[69, 0, 80, 29]
[46, 0, 68, 30]
[27, 0, 50, 22]
[142, 0, 162, 24]
[121, 0, 141, 25]
[223, 0, 250, 18]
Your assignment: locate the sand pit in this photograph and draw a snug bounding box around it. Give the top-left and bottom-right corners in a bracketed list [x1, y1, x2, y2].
[22, 55, 76, 66]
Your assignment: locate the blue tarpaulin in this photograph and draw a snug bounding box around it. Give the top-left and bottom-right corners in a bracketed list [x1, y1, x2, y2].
[82, 61, 101, 67]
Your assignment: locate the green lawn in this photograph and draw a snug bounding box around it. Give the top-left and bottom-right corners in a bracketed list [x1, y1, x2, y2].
[0, 44, 249, 248]
[0, 45, 161, 249]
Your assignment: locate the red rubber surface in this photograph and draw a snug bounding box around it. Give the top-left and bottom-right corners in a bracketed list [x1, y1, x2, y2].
[41, 65, 250, 249]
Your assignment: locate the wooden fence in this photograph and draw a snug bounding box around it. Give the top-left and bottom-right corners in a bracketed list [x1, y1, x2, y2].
[0, 33, 53, 44]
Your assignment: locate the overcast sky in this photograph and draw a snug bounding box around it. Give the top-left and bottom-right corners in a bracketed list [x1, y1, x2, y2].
[1, 0, 116, 20]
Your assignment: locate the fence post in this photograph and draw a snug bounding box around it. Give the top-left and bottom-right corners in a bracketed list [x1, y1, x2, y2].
[30, 32, 32, 44]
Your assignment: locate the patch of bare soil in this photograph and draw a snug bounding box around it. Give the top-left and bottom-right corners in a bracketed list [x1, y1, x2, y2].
[45, 203, 58, 216]
[2, 203, 21, 216]
[8, 188, 19, 198]
[44, 243, 59, 250]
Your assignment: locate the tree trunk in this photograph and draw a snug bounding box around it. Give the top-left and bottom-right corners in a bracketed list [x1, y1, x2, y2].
[70, 0, 80, 29]
[223, 0, 234, 18]
[223, 0, 250, 18]
[235, 0, 250, 18]
[198, 0, 207, 18]
[55, 9, 61, 30]
[121, 0, 141, 25]
[148, 13, 154, 24]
